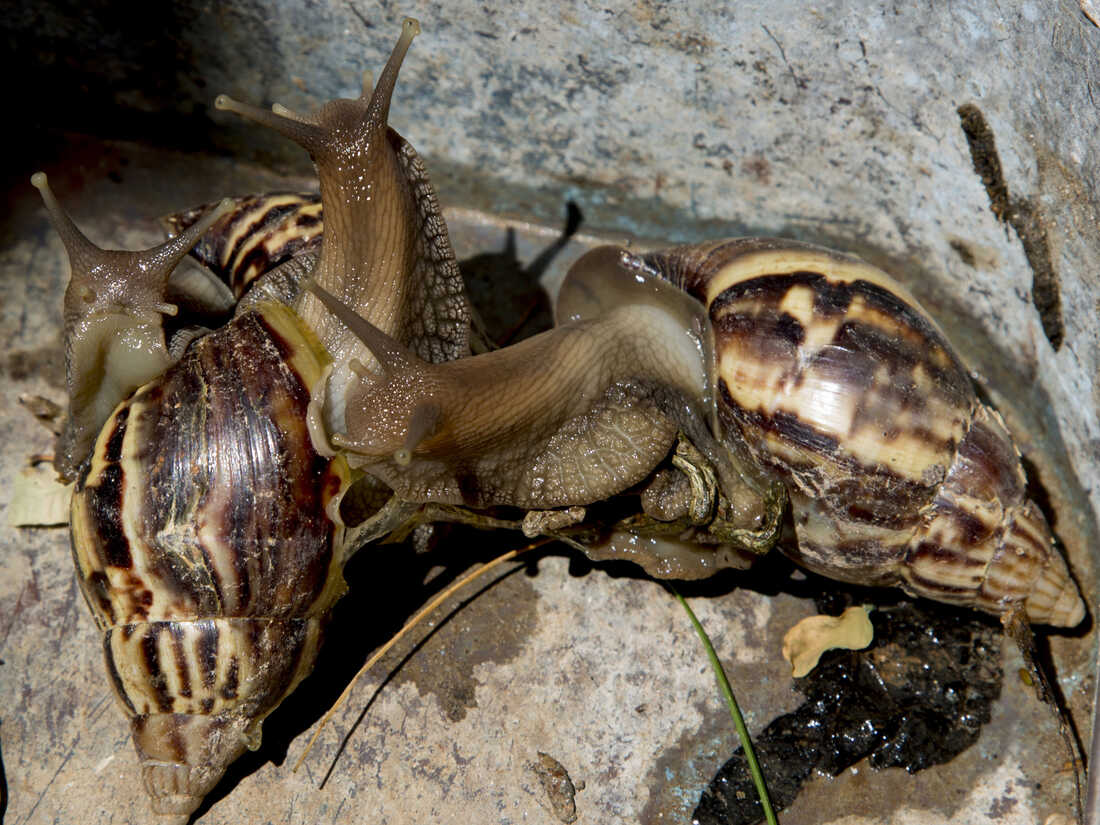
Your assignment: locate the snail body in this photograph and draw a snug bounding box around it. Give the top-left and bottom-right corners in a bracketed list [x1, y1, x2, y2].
[308, 247, 768, 519]
[37, 19, 469, 822]
[307, 231, 1083, 625]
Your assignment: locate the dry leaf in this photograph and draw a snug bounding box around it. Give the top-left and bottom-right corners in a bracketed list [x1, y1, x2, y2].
[9, 463, 73, 527]
[782, 605, 874, 678]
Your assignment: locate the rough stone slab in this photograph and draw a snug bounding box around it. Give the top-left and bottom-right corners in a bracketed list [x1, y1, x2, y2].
[0, 143, 1093, 825]
[3, 1, 1098, 823]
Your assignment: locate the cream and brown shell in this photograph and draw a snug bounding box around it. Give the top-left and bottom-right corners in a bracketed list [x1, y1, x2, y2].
[40, 18, 470, 822]
[642, 238, 1083, 626]
[69, 302, 350, 819]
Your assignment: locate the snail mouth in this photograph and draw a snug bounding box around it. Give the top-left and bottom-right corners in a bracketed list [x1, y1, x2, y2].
[330, 430, 395, 461]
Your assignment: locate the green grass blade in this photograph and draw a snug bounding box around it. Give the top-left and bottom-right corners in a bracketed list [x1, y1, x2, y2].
[671, 585, 779, 825]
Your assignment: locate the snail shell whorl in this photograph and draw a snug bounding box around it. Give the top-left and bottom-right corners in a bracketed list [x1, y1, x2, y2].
[163, 193, 323, 298]
[643, 239, 1084, 626]
[70, 302, 349, 816]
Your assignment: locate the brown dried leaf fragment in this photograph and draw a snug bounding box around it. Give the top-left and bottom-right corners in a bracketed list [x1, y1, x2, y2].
[781, 605, 874, 678]
[530, 751, 579, 824]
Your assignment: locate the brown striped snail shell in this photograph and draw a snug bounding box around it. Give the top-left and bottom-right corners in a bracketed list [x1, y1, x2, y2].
[36, 18, 469, 822]
[69, 303, 348, 819]
[163, 191, 323, 300]
[631, 239, 1085, 626]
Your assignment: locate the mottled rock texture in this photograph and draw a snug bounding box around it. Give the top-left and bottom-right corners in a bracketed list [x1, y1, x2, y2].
[2, 2, 1097, 824]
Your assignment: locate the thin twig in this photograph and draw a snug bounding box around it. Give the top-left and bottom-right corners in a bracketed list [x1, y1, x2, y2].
[293, 538, 550, 772]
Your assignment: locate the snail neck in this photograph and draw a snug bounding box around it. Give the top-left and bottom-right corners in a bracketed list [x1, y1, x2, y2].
[214, 20, 423, 369]
[403, 301, 712, 463]
[368, 304, 718, 508]
[304, 135, 417, 357]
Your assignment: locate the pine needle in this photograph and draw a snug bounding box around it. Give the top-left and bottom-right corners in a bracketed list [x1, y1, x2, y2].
[670, 585, 778, 825]
[294, 538, 549, 772]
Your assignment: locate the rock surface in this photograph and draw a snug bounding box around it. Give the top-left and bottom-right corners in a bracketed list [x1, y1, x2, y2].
[2, 2, 1097, 824]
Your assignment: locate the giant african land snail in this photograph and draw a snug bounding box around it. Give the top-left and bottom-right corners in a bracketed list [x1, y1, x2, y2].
[34, 19, 472, 822]
[32, 15, 1085, 825]
[310, 236, 1084, 626]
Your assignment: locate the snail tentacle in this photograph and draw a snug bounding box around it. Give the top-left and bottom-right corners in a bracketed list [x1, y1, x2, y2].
[313, 248, 780, 560]
[216, 16, 468, 434]
[45, 21, 465, 821]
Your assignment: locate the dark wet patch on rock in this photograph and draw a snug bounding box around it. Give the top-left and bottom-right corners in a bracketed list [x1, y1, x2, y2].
[4, 345, 65, 387]
[385, 559, 540, 723]
[692, 593, 1002, 825]
[637, 586, 807, 825]
[957, 103, 1063, 350]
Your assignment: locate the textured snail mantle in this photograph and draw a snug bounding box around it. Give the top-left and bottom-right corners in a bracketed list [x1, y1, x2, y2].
[31, 15, 1085, 825]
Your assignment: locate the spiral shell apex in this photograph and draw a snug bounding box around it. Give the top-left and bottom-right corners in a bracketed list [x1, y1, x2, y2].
[900, 404, 1084, 627]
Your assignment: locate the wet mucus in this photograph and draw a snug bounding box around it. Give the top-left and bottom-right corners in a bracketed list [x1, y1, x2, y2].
[693, 587, 1003, 825]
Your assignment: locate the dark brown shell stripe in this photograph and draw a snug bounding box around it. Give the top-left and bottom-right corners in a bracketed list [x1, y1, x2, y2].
[104, 616, 325, 718]
[164, 193, 322, 298]
[168, 166, 468, 368]
[122, 613, 325, 815]
[644, 240, 1083, 625]
[691, 244, 972, 513]
[901, 404, 1077, 618]
[71, 302, 347, 629]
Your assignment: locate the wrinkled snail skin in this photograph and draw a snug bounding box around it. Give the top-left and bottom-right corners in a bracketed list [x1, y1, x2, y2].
[215, 16, 470, 433]
[39, 19, 468, 822]
[639, 238, 1085, 627]
[308, 251, 775, 534]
